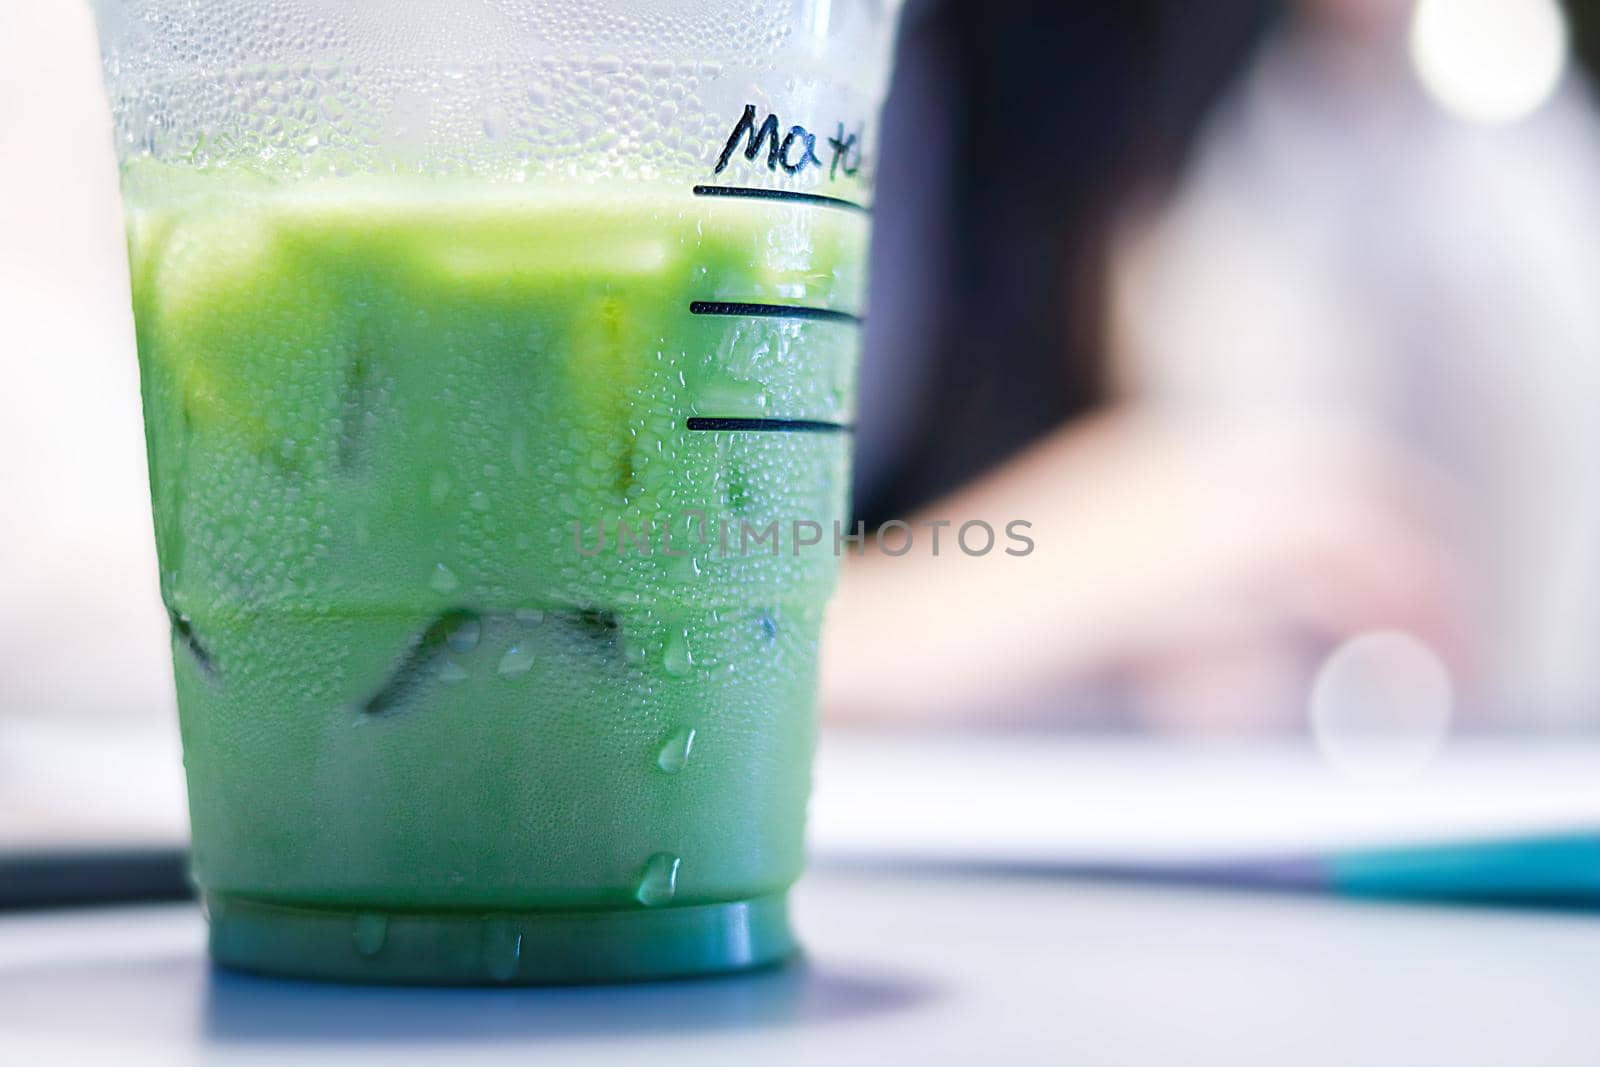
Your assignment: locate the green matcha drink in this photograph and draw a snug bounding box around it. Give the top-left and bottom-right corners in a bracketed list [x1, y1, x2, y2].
[125, 170, 867, 981]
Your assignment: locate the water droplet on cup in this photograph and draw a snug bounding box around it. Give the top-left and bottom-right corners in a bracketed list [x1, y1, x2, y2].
[622, 630, 648, 665]
[635, 852, 680, 907]
[438, 659, 468, 685]
[498, 644, 535, 677]
[430, 563, 460, 594]
[352, 914, 388, 957]
[482, 920, 522, 981]
[429, 471, 452, 506]
[656, 726, 696, 774]
[446, 615, 481, 652]
[662, 629, 694, 677]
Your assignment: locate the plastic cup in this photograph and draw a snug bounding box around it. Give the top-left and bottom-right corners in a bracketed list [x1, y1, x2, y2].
[91, 0, 900, 983]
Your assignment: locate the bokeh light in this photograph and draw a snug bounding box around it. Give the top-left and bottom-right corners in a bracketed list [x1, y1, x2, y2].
[1410, 0, 1569, 124]
[1310, 631, 1454, 781]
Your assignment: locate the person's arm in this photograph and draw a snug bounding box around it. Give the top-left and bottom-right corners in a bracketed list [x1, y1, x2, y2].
[820, 408, 1464, 726]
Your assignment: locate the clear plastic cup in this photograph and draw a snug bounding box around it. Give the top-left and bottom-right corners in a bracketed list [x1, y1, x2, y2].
[91, 0, 900, 983]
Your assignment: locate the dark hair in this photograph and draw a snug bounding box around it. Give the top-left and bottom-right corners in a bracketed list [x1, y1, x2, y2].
[856, 0, 1280, 522]
[1567, 0, 1600, 83]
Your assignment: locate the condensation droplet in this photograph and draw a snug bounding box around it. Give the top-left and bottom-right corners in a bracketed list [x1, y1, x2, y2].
[635, 852, 680, 907]
[482, 919, 522, 982]
[447, 615, 481, 652]
[429, 470, 452, 506]
[656, 726, 696, 774]
[430, 563, 460, 594]
[623, 634, 648, 666]
[662, 628, 694, 677]
[352, 913, 388, 957]
[498, 644, 535, 677]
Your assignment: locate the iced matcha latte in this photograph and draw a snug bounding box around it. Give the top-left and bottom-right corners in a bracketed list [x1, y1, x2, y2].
[125, 171, 867, 981]
[93, 0, 901, 983]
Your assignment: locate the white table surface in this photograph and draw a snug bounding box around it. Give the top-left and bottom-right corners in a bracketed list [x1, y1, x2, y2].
[11, 727, 1600, 861]
[2, 862, 1598, 1067]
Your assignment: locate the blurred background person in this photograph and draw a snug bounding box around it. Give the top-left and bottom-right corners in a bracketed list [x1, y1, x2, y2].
[825, 0, 1473, 731]
[1111, 0, 1600, 732]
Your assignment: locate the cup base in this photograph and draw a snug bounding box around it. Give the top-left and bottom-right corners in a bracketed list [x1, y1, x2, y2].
[206, 892, 795, 985]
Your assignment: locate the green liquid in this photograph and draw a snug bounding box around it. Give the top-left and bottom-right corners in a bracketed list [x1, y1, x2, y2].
[125, 171, 867, 981]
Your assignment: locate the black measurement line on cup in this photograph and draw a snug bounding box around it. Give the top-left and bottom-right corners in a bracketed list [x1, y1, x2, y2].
[686, 417, 854, 434]
[685, 184, 863, 438]
[689, 301, 863, 327]
[692, 184, 871, 215]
